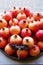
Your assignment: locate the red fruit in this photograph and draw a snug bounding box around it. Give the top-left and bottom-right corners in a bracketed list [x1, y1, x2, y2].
[0, 37, 7, 48]
[5, 44, 15, 55]
[26, 17, 34, 23]
[10, 25, 20, 35]
[8, 37, 10, 43]
[10, 34, 22, 45]
[18, 19, 28, 29]
[23, 37, 34, 48]
[21, 28, 32, 38]
[2, 11, 12, 22]
[23, 8, 33, 17]
[10, 7, 18, 18]
[16, 50, 28, 59]
[0, 19, 8, 28]
[36, 30, 43, 40]
[0, 27, 10, 38]
[32, 36, 37, 44]
[30, 45, 40, 56]
[17, 13, 26, 20]
[9, 18, 18, 26]
[39, 18, 43, 29]
[37, 41, 43, 50]
[33, 12, 42, 21]
[28, 21, 39, 32]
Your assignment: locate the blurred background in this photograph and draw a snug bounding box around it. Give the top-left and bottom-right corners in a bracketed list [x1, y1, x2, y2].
[0, 0, 43, 12]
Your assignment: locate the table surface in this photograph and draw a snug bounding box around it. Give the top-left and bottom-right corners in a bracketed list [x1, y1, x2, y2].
[0, 0, 43, 64]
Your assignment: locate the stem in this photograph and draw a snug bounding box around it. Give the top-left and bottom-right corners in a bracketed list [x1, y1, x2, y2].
[4, 11, 6, 13]
[13, 7, 16, 9]
[0, 20, 2, 23]
[19, 7, 21, 10]
[21, 12, 23, 14]
[24, 8, 25, 10]
[2, 28, 5, 30]
[26, 28, 28, 32]
[23, 21, 26, 23]
[14, 35, 17, 38]
[26, 39, 29, 42]
[37, 13, 40, 16]
[31, 20, 33, 23]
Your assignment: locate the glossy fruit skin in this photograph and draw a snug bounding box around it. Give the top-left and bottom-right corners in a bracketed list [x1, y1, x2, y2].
[36, 30, 43, 40]
[30, 45, 40, 56]
[23, 37, 34, 48]
[9, 18, 18, 26]
[10, 25, 20, 35]
[0, 27, 10, 38]
[2, 12, 12, 22]
[16, 50, 28, 59]
[10, 10, 18, 18]
[5, 44, 15, 55]
[0, 19, 8, 29]
[0, 37, 7, 48]
[21, 28, 32, 38]
[29, 21, 39, 32]
[23, 8, 33, 17]
[39, 18, 43, 29]
[10, 34, 22, 45]
[17, 13, 26, 20]
[18, 19, 28, 29]
[37, 41, 43, 50]
[10, 7, 18, 18]
[33, 12, 42, 21]
[26, 17, 34, 23]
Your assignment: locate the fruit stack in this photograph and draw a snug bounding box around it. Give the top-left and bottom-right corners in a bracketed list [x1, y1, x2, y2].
[0, 7, 43, 60]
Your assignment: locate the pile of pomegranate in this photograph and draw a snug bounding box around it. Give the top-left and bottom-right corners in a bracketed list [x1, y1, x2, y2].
[0, 7, 43, 59]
